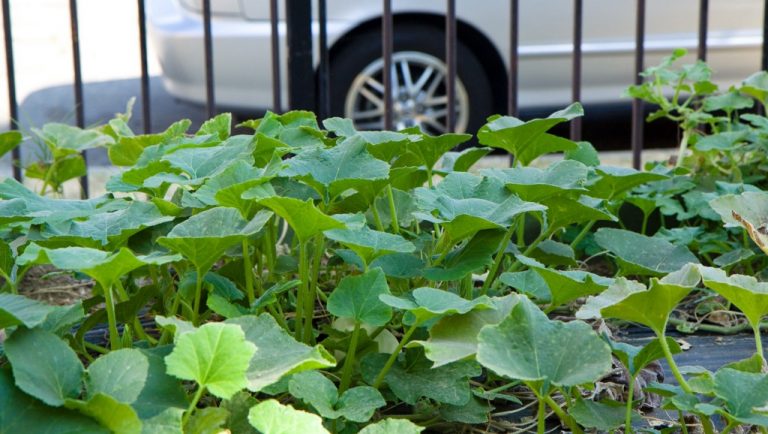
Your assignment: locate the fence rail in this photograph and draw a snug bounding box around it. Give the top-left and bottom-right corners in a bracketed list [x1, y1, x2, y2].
[3, 0, 768, 196]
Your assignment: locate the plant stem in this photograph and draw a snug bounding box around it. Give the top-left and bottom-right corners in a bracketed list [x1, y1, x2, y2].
[182, 385, 206, 427]
[339, 321, 362, 395]
[373, 322, 419, 388]
[625, 375, 636, 434]
[371, 202, 385, 232]
[755, 324, 766, 368]
[192, 269, 204, 326]
[536, 398, 546, 434]
[102, 284, 122, 351]
[543, 395, 583, 434]
[386, 185, 400, 234]
[242, 240, 255, 305]
[675, 128, 691, 168]
[508, 227, 554, 273]
[481, 224, 517, 294]
[304, 235, 324, 345]
[658, 332, 692, 394]
[721, 419, 739, 434]
[570, 221, 595, 249]
[296, 240, 310, 342]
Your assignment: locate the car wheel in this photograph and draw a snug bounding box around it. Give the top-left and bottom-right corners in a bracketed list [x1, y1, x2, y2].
[329, 24, 495, 135]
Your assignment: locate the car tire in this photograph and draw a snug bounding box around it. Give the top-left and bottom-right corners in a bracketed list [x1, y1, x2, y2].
[329, 23, 495, 136]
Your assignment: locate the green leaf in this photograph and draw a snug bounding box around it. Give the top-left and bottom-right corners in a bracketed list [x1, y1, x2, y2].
[570, 398, 628, 431]
[282, 136, 389, 198]
[477, 297, 611, 389]
[422, 229, 502, 282]
[380, 287, 494, 325]
[161, 136, 254, 183]
[609, 337, 681, 377]
[33, 123, 114, 153]
[564, 141, 600, 166]
[414, 172, 545, 242]
[359, 418, 424, 434]
[252, 196, 344, 243]
[713, 368, 768, 425]
[0, 178, 110, 224]
[227, 314, 336, 392]
[247, 399, 330, 434]
[327, 268, 392, 326]
[481, 160, 588, 201]
[410, 295, 518, 367]
[440, 147, 492, 172]
[196, 113, 232, 141]
[439, 396, 491, 424]
[0, 293, 81, 329]
[576, 277, 647, 320]
[584, 265, 700, 335]
[742, 71, 768, 104]
[18, 244, 181, 290]
[587, 166, 668, 200]
[288, 371, 385, 422]
[361, 353, 481, 405]
[86, 348, 149, 403]
[595, 228, 699, 276]
[325, 224, 415, 266]
[699, 265, 768, 330]
[158, 208, 272, 274]
[165, 322, 256, 399]
[38, 201, 174, 248]
[134, 347, 188, 430]
[221, 392, 258, 434]
[0, 368, 110, 433]
[0, 130, 21, 158]
[403, 130, 471, 171]
[477, 103, 583, 166]
[65, 394, 142, 434]
[521, 258, 613, 310]
[4, 327, 84, 406]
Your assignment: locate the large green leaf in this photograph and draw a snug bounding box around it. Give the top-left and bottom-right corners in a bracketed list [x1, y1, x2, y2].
[0, 178, 110, 224]
[0, 293, 82, 329]
[196, 112, 232, 141]
[587, 166, 668, 200]
[251, 196, 344, 243]
[4, 327, 84, 407]
[361, 354, 480, 405]
[699, 266, 768, 330]
[481, 160, 588, 201]
[282, 137, 389, 198]
[410, 295, 519, 367]
[0, 368, 109, 433]
[477, 297, 611, 389]
[539, 195, 615, 231]
[226, 314, 336, 392]
[324, 224, 415, 266]
[161, 135, 254, 183]
[288, 371, 385, 422]
[33, 123, 114, 153]
[158, 207, 272, 273]
[18, 243, 180, 290]
[165, 322, 256, 399]
[379, 287, 494, 325]
[247, 400, 329, 434]
[327, 268, 392, 326]
[359, 419, 424, 434]
[414, 172, 545, 242]
[192, 160, 275, 208]
[38, 201, 173, 248]
[86, 348, 149, 403]
[64, 394, 142, 434]
[477, 103, 583, 166]
[569, 398, 628, 432]
[519, 257, 613, 310]
[594, 228, 699, 276]
[713, 368, 768, 425]
[402, 130, 471, 172]
[582, 265, 701, 335]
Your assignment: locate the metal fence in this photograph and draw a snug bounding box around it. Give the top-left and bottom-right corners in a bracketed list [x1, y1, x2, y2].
[3, 0, 768, 198]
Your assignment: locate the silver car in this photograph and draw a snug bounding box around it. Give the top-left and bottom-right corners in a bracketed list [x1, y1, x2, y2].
[147, 0, 763, 134]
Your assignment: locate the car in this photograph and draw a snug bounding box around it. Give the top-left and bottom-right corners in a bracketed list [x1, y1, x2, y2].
[146, 0, 763, 135]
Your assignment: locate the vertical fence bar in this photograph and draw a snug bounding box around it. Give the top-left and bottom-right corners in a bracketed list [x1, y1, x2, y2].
[570, 0, 582, 141]
[445, 0, 457, 132]
[2, 0, 20, 181]
[698, 0, 709, 61]
[137, 0, 151, 133]
[763, 0, 768, 71]
[202, 0, 215, 117]
[318, 0, 330, 120]
[285, 0, 314, 110]
[382, 0, 393, 130]
[69, 0, 88, 198]
[270, 0, 282, 113]
[507, 0, 519, 117]
[631, 0, 646, 170]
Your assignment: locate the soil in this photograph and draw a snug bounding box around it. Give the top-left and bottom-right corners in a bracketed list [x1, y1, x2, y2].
[18, 265, 94, 305]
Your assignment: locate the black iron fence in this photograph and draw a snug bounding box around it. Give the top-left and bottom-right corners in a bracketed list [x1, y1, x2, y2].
[3, 0, 768, 197]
